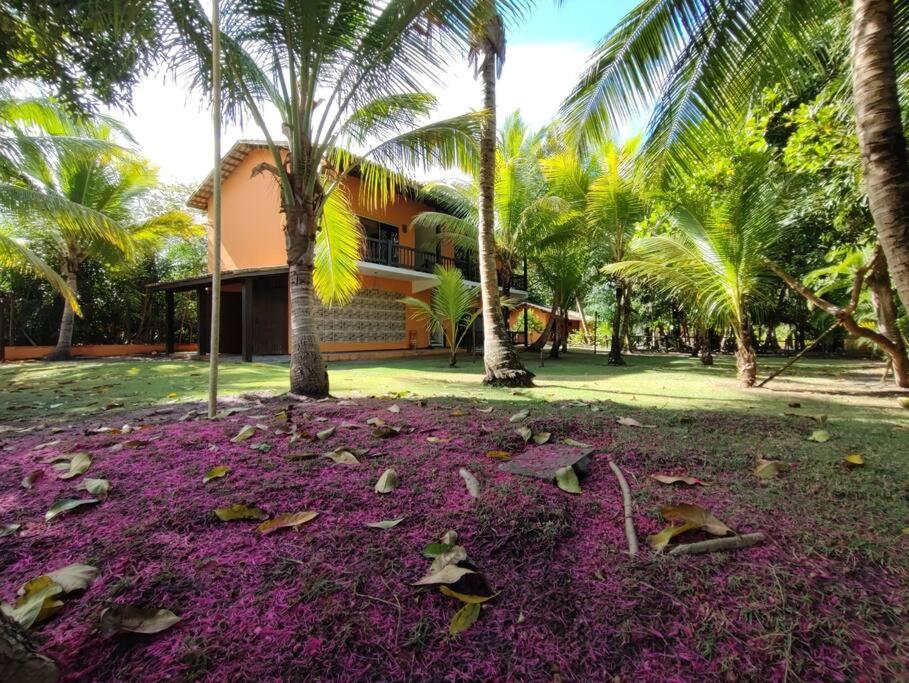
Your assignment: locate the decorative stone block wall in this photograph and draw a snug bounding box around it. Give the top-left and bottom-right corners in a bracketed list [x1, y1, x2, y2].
[315, 288, 406, 343]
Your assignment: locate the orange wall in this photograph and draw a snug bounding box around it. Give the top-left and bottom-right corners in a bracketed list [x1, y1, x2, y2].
[509, 306, 579, 344]
[208, 148, 453, 270]
[3, 343, 197, 362]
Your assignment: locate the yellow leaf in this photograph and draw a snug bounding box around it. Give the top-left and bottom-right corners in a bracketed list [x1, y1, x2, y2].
[648, 522, 699, 551]
[449, 408, 469, 417]
[807, 429, 830, 443]
[563, 438, 592, 448]
[214, 504, 268, 522]
[439, 586, 498, 604]
[2, 576, 64, 628]
[323, 450, 359, 465]
[167, 392, 178, 398]
[203, 465, 230, 483]
[230, 425, 257, 443]
[843, 454, 865, 468]
[485, 450, 511, 459]
[754, 458, 784, 479]
[661, 503, 732, 536]
[515, 426, 532, 442]
[650, 474, 705, 486]
[257, 511, 318, 535]
[449, 602, 481, 636]
[555, 466, 581, 494]
[427, 436, 451, 443]
[532, 431, 552, 445]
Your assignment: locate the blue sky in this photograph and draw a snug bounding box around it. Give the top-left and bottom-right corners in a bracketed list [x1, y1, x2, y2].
[113, 1, 641, 185]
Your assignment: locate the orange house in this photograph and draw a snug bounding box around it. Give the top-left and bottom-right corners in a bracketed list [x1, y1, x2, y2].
[152, 140, 528, 361]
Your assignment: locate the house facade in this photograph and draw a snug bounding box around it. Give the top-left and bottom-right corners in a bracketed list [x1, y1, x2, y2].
[153, 141, 528, 361]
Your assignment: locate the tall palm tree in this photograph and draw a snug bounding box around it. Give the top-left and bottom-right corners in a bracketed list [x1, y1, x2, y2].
[400, 265, 482, 367]
[467, 1, 534, 386]
[0, 229, 79, 312]
[9, 118, 197, 360]
[541, 136, 647, 364]
[563, 0, 909, 314]
[167, 0, 491, 397]
[412, 112, 543, 297]
[605, 154, 782, 386]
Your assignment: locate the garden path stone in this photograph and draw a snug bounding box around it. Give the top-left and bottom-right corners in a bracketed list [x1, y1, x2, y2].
[499, 445, 594, 480]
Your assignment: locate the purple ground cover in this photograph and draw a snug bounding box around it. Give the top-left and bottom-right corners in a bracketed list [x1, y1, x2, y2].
[1, 396, 906, 681]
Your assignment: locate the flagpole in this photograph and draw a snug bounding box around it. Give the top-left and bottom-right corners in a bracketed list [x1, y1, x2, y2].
[207, 0, 222, 418]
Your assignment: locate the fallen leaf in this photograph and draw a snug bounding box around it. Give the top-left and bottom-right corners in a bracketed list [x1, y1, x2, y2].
[249, 442, 273, 453]
[515, 426, 532, 442]
[214, 504, 268, 521]
[365, 517, 405, 530]
[440, 586, 498, 604]
[532, 431, 552, 445]
[257, 511, 318, 534]
[45, 498, 99, 521]
[78, 478, 111, 498]
[648, 522, 699, 551]
[323, 450, 360, 465]
[843, 454, 865, 468]
[485, 450, 511, 459]
[617, 416, 643, 427]
[754, 458, 784, 479]
[449, 408, 469, 417]
[167, 392, 178, 398]
[43, 564, 97, 593]
[374, 468, 398, 494]
[58, 452, 91, 480]
[1, 576, 63, 628]
[316, 426, 336, 441]
[563, 437, 592, 448]
[1, 523, 21, 537]
[808, 429, 830, 443]
[459, 468, 480, 498]
[427, 436, 451, 443]
[21, 470, 43, 490]
[230, 425, 257, 443]
[387, 404, 401, 414]
[449, 602, 481, 636]
[476, 407, 494, 413]
[203, 465, 230, 483]
[422, 542, 455, 558]
[109, 439, 149, 452]
[100, 606, 180, 635]
[509, 409, 529, 423]
[555, 466, 581, 494]
[661, 503, 732, 536]
[429, 545, 468, 573]
[373, 425, 401, 439]
[366, 417, 385, 427]
[650, 474, 705, 486]
[412, 564, 475, 586]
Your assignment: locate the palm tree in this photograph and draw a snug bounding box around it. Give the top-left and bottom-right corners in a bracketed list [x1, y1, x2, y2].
[563, 0, 909, 314]
[467, 1, 534, 386]
[413, 112, 542, 300]
[168, 0, 486, 397]
[605, 154, 782, 386]
[0, 229, 79, 312]
[401, 265, 482, 367]
[8, 118, 198, 360]
[541, 136, 647, 365]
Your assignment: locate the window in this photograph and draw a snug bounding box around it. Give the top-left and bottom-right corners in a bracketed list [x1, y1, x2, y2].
[361, 217, 399, 243]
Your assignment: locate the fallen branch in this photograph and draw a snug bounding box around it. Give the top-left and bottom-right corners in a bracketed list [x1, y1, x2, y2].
[606, 455, 639, 556]
[668, 532, 765, 557]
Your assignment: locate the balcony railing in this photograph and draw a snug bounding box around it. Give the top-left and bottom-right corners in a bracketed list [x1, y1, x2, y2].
[362, 237, 527, 291]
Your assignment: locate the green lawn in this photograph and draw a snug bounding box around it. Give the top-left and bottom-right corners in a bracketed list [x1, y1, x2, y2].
[1, 350, 905, 427]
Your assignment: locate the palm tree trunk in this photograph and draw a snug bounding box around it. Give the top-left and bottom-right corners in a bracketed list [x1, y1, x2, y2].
[286, 200, 329, 398]
[852, 0, 909, 311]
[867, 246, 909, 387]
[576, 297, 591, 344]
[0, 612, 59, 683]
[476, 41, 533, 387]
[549, 305, 562, 359]
[48, 256, 79, 361]
[621, 285, 633, 352]
[735, 322, 758, 387]
[608, 281, 625, 365]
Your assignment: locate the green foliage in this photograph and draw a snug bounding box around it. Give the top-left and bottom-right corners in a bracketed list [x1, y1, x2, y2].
[511, 308, 545, 334]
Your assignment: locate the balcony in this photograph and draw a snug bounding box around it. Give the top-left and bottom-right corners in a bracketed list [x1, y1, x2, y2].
[362, 237, 527, 291]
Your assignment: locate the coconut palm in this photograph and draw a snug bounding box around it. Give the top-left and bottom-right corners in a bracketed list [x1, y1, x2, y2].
[0, 229, 79, 312]
[167, 0, 494, 397]
[467, 1, 534, 386]
[412, 112, 543, 297]
[563, 0, 909, 314]
[541, 136, 647, 364]
[9, 118, 198, 360]
[401, 265, 482, 367]
[605, 153, 782, 386]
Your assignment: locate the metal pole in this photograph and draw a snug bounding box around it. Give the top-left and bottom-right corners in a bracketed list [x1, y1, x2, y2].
[207, 0, 222, 418]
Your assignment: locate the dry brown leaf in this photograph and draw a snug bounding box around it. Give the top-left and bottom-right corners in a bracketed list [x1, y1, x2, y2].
[661, 503, 733, 536]
[650, 474, 705, 486]
[257, 511, 318, 534]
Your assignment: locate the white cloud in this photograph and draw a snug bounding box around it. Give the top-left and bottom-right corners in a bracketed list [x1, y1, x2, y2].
[106, 41, 593, 186]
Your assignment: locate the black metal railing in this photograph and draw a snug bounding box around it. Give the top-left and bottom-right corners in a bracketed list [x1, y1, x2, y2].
[362, 237, 526, 290]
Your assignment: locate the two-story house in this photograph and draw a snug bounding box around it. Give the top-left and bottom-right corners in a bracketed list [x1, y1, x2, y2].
[152, 141, 528, 361]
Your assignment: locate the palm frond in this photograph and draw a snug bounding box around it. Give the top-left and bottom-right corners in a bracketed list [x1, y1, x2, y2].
[313, 182, 363, 306]
[0, 230, 81, 314]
